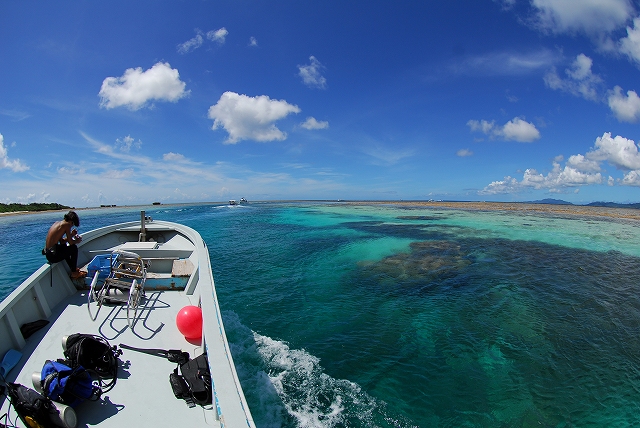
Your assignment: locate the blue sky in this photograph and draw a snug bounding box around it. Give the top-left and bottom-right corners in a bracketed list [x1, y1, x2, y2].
[2, 0, 640, 206]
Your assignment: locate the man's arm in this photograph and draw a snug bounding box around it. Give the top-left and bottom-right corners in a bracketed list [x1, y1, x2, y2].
[58, 223, 81, 245]
[65, 226, 82, 245]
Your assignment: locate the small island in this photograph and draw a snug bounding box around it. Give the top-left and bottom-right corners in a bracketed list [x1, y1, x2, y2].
[0, 202, 72, 214]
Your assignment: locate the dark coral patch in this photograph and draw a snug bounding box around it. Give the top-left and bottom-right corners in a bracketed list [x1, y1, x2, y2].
[365, 240, 471, 283]
[396, 215, 444, 221]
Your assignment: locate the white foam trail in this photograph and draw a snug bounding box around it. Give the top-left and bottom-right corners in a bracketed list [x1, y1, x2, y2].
[255, 334, 347, 427]
[223, 311, 416, 428]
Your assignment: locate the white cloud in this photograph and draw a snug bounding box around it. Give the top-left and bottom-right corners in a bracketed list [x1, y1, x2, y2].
[207, 28, 228, 44]
[480, 132, 640, 194]
[480, 162, 603, 195]
[621, 170, 640, 186]
[363, 145, 414, 166]
[502, 118, 541, 142]
[56, 132, 257, 205]
[163, 152, 186, 162]
[0, 133, 29, 172]
[208, 92, 301, 144]
[103, 169, 134, 179]
[451, 49, 558, 76]
[566, 154, 601, 173]
[249, 37, 258, 47]
[177, 31, 203, 54]
[468, 119, 495, 134]
[495, 0, 516, 11]
[567, 53, 596, 80]
[531, 0, 634, 35]
[177, 28, 227, 53]
[456, 149, 473, 157]
[300, 117, 329, 130]
[99, 62, 189, 110]
[115, 135, 142, 152]
[543, 54, 640, 122]
[9, 192, 41, 204]
[0, 109, 30, 121]
[607, 86, 640, 122]
[467, 117, 540, 142]
[298, 56, 327, 89]
[57, 166, 85, 175]
[619, 17, 640, 64]
[586, 132, 640, 170]
[544, 54, 602, 101]
[481, 176, 520, 194]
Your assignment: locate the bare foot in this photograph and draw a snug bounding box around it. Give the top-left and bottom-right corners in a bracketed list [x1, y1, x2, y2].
[71, 270, 87, 279]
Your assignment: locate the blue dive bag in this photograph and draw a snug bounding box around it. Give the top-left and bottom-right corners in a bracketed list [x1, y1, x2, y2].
[41, 360, 97, 408]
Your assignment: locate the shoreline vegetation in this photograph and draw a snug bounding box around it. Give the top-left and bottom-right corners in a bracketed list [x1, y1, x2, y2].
[0, 202, 72, 215]
[1, 200, 639, 221]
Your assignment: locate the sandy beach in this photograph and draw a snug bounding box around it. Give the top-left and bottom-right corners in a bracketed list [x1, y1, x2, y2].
[346, 201, 640, 221]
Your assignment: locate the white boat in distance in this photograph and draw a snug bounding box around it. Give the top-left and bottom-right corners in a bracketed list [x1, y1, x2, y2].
[0, 212, 254, 427]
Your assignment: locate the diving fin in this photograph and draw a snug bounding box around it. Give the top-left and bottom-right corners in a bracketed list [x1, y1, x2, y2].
[0, 349, 22, 378]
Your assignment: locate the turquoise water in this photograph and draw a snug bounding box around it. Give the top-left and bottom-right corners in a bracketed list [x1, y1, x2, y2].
[2, 202, 640, 426]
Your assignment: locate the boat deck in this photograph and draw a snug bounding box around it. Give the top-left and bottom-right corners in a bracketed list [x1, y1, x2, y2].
[1, 288, 221, 427]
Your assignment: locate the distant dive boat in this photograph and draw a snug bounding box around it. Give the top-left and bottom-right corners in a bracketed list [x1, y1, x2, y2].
[229, 200, 238, 205]
[0, 211, 255, 427]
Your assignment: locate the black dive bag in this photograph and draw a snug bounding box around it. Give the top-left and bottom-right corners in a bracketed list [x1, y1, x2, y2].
[63, 333, 122, 393]
[170, 354, 212, 408]
[2, 383, 57, 428]
[116, 343, 212, 408]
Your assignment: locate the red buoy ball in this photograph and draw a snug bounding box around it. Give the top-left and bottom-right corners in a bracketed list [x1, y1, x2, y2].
[176, 305, 202, 340]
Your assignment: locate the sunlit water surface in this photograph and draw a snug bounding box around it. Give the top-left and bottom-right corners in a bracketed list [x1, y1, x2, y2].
[1, 202, 640, 427]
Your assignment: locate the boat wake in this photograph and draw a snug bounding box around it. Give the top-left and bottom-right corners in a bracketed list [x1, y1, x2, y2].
[222, 311, 417, 428]
[212, 204, 252, 210]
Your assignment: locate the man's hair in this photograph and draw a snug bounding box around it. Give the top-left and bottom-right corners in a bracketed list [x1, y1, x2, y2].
[64, 211, 80, 227]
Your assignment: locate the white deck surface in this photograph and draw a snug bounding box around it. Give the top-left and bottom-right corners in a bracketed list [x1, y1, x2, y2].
[2, 289, 222, 428]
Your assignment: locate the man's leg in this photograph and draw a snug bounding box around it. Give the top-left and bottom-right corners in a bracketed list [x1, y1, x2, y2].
[66, 244, 78, 272]
[45, 244, 66, 265]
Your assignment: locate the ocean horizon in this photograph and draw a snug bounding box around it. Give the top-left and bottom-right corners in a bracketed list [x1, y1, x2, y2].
[2, 201, 640, 427]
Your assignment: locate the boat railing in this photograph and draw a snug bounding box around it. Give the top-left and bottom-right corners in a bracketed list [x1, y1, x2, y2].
[0, 262, 76, 354]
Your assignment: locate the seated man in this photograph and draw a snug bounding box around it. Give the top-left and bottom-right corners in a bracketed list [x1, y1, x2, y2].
[43, 211, 85, 279]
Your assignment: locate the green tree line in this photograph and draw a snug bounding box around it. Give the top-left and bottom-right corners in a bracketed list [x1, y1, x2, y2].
[0, 202, 72, 213]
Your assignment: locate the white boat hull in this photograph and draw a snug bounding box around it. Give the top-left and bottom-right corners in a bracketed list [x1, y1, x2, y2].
[0, 217, 254, 427]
